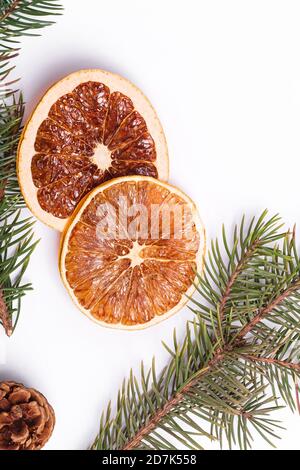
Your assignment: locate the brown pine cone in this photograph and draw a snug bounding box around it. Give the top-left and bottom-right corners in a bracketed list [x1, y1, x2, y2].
[0, 381, 55, 450]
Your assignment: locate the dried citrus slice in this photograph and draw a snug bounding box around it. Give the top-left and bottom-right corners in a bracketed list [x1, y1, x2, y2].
[59, 176, 205, 329]
[17, 69, 169, 231]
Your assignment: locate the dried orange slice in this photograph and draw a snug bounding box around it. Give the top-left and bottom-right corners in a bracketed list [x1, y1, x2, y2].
[17, 70, 169, 231]
[59, 176, 205, 329]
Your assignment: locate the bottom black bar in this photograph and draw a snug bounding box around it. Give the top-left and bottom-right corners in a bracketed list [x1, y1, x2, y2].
[0, 449, 292, 465]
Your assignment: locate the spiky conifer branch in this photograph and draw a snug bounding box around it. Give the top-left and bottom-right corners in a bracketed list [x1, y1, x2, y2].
[0, 0, 62, 335]
[92, 211, 300, 450]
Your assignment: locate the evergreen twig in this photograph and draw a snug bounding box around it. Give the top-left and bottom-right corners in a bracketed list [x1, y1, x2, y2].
[0, 0, 62, 335]
[92, 211, 300, 450]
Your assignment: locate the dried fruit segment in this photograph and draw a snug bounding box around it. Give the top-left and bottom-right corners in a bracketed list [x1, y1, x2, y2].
[110, 159, 158, 178]
[34, 119, 94, 155]
[104, 92, 134, 145]
[37, 166, 99, 218]
[109, 111, 147, 150]
[90, 268, 133, 324]
[60, 176, 205, 329]
[18, 70, 168, 230]
[31, 153, 91, 187]
[74, 82, 110, 141]
[73, 258, 131, 311]
[112, 132, 157, 161]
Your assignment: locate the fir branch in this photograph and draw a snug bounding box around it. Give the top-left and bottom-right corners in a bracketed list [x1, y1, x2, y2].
[244, 355, 300, 373]
[218, 235, 260, 323]
[235, 279, 300, 340]
[0, 0, 21, 22]
[92, 211, 300, 451]
[0, 200, 39, 334]
[0, 0, 62, 335]
[0, 1, 63, 36]
[0, 284, 11, 335]
[122, 360, 216, 451]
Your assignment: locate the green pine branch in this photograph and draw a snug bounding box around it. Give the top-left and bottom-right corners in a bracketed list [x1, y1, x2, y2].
[92, 211, 300, 450]
[0, 0, 62, 335]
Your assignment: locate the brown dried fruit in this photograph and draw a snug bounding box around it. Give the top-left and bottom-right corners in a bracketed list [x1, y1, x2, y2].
[0, 381, 55, 450]
[18, 69, 169, 231]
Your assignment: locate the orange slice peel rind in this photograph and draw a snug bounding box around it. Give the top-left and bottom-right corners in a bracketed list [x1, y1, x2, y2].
[59, 176, 205, 330]
[17, 69, 169, 231]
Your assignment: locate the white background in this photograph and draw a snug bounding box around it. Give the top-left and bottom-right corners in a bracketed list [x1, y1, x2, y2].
[1, 0, 300, 450]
